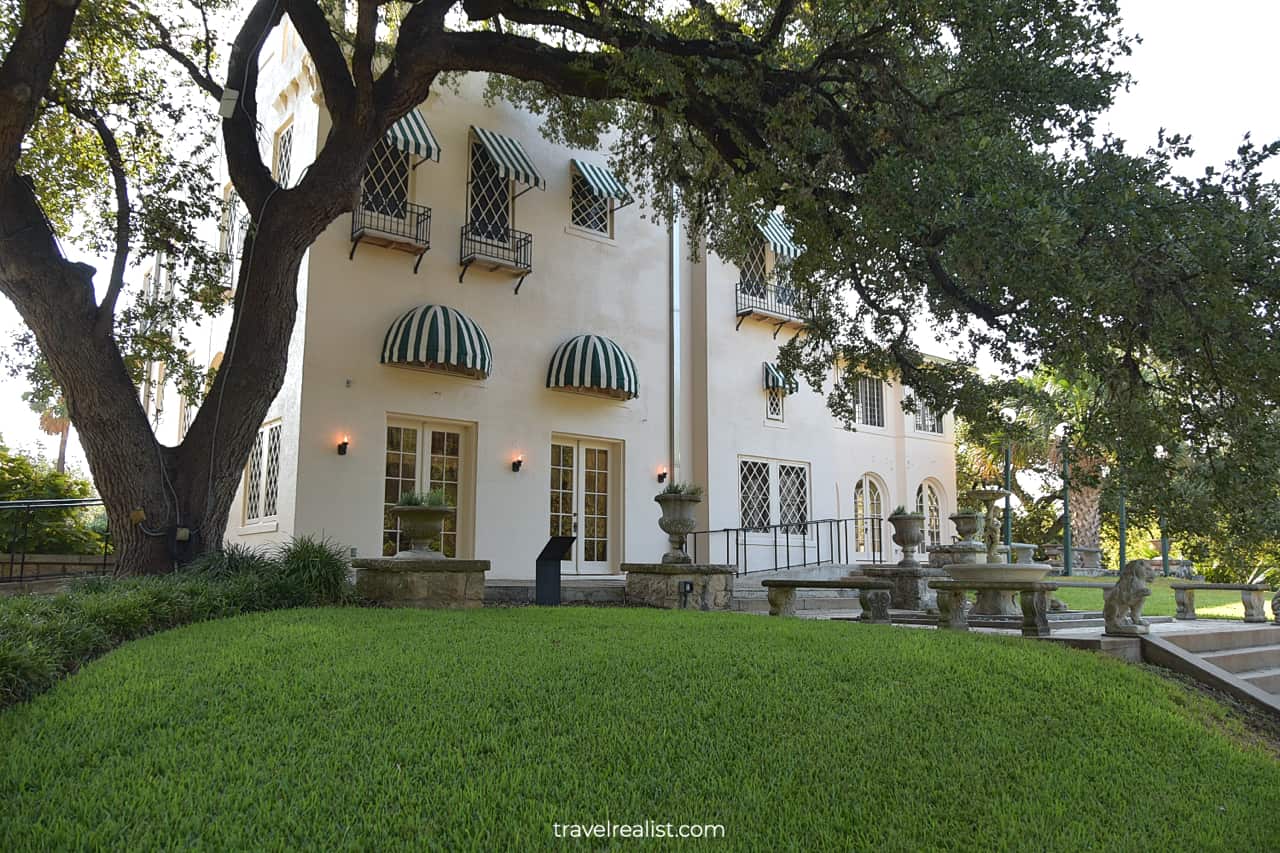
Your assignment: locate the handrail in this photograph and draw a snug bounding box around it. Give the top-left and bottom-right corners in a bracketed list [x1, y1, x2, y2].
[688, 516, 885, 576]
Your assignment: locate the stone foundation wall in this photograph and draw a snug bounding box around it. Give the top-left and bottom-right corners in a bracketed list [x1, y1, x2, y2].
[353, 558, 489, 608]
[622, 564, 734, 611]
[1, 553, 114, 580]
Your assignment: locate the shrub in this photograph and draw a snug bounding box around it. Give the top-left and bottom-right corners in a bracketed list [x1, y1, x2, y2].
[0, 538, 354, 709]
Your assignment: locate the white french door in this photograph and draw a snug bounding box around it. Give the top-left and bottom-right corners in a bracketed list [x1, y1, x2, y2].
[550, 438, 618, 574]
[383, 419, 474, 557]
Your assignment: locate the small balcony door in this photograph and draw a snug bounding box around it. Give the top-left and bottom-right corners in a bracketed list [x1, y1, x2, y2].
[550, 437, 620, 574]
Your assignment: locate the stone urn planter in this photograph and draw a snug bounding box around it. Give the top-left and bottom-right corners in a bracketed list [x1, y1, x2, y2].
[389, 505, 455, 558]
[949, 511, 985, 543]
[888, 512, 926, 567]
[655, 491, 702, 564]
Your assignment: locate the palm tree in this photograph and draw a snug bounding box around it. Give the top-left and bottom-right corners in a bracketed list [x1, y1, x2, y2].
[37, 401, 70, 474]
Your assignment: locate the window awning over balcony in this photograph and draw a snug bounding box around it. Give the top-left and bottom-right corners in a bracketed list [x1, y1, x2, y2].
[386, 109, 440, 163]
[472, 126, 545, 190]
[381, 304, 492, 379]
[570, 158, 632, 205]
[763, 363, 799, 394]
[757, 211, 802, 260]
[547, 334, 639, 400]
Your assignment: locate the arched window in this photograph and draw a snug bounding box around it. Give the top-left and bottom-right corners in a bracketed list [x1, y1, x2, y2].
[853, 474, 884, 561]
[916, 482, 942, 552]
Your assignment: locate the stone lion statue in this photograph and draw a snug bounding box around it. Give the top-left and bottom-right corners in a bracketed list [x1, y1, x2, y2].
[1104, 559, 1156, 635]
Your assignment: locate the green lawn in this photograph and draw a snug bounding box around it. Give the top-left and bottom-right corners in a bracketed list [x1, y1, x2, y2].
[1054, 577, 1274, 619]
[1, 608, 1276, 850]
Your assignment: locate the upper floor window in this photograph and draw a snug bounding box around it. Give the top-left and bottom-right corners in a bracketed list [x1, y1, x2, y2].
[244, 421, 282, 523]
[854, 377, 885, 427]
[914, 405, 944, 434]
[219, 189, 248, 289]
[274, 122, 294, 188]
[362, 139, 410, 219]
[570, 169, 612, 236]
[468, 139, 511, 240]
[765, 386, 785, 421]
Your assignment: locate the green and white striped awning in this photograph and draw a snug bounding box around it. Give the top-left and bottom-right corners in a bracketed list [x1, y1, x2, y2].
[763, 363, 799, 394]
[386, 109, 440, 163]
[547, 334, 639, 400]
[571, 159, 632, 204]
[472, 126, 545, 190]
[381, 305, 492, 379]
[757, 211, 802, 259]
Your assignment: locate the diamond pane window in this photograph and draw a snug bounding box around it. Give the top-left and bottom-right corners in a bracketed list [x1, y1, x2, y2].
[362, 139, 409, 219]
[779, 464, 809, 534]
[740, 243, 767, 298]
[855, 377, 885, 427]
[766, 387, 784, 421]
[739, 459, 771, 531]
[468, 140, 511, 241]
[570, 171, 611, 235]
[262, 424, 282, 518]
[275, 124, 294, 188]
[244, 431, 265, 521]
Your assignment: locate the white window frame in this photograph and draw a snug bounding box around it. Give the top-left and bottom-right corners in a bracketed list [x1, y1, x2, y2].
[738, 456, 811, 537]
[765, 386, 785, 422]
[853, 473, 885, 560]
[854, 376, 886, 428]
[915, 481, 943, 552]
[243, 420, 282, 525]
[273, 120, 294, 188]
[467, 136, 514, 242]
[568, 165, 614, 238]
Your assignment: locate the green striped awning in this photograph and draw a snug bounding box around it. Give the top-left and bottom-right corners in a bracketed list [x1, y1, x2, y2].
[386, 109, 440, 163]
[472, 126, 545, 190]
[381, 305, 492, 379]
[757, 211, 802, 259]
[571, 159, 632, 204]
[763, 363, 799, 394]
[547, 335, 639, 400]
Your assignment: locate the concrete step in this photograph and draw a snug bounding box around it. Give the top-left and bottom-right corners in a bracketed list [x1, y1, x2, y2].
[1201, 643, 1280, 675]
[1240, 666, 1280, 694]
[1164, 626, 1280, 654]
[484, 577, 625, 605]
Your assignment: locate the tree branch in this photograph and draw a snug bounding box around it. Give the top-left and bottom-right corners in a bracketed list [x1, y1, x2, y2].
[285, 0, 357, 119]
[0, 0, 82, 177]
[222, 0, 287, 213]
[133, 3, 223, 100]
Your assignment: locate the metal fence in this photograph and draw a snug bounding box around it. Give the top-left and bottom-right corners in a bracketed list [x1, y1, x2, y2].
[351, 198, 432, 249]
[2, 498, 112, 583]
[688, 517, 885, 575]
[459, 222, 533, 271]
[735, 278, 807, 322]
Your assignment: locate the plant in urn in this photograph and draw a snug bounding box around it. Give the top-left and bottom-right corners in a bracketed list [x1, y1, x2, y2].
[888, 505, 926, 567]
[654, 482, 704, 564]
[388, 489, 455, 558]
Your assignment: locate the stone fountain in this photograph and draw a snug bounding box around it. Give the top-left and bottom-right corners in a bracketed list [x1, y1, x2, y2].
[862, 510, 947, 612]
[942, 486, 1052, 616]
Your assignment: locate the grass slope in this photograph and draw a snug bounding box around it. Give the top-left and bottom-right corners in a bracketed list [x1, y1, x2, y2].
[1054, 577, 1274, 620]
[1, 608, 1277, 851]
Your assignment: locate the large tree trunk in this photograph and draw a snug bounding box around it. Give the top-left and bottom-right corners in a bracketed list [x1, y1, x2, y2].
[1068, 483, 1102, 550]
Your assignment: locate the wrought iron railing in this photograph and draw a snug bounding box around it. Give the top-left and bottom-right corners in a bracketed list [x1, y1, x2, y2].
[459, 222, 533, 270]
[352, 198, 432, 249]
[2, 498, 112, 583]
[688, 517, 885, 575]
[736, 277, 806, 322]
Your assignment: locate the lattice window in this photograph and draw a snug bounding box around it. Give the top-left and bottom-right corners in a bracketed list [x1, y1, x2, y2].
[428, 430, 461, 558]
[362, 139, 409, 219]
[275, 124, 294, 188]
[468, 140, 510, 241]
[262, 424, 282, 518]
[740, 243, 767, 297]
[382, 425, 418, 556]
[766, 387, 785, 421]
[570, 171, 611, 235]
[583, 447, 609, 562]
[854, 475, 883, 558]
[779, 464, 809, 534]
[855, 377, 885, 427]
[914, 404, 944, 434]
[244, 431, 264, 522]
[916, 483, 942, 551]
[220, 191, 248, 289]
[739, 459, 771, 531]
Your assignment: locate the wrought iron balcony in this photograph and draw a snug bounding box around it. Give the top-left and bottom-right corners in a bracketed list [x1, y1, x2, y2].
[458, 221, 533, 292]
[735, 276, 806, 328]
[349, 196, 432, 273]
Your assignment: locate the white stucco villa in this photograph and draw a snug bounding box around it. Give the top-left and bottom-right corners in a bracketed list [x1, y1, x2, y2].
[142, 23, 956, 578]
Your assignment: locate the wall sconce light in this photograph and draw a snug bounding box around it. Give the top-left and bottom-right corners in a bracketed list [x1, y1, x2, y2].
[337, 435, 350, 456]
[657, 466, 668, 484]
[511, 454, 524, 473]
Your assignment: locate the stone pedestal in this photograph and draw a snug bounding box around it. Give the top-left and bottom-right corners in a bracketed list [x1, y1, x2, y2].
[622, 563, 734, 610]
[862, 564, 946, 611]
[353, 557, 489, 608]
[1042, 544, 1105, 576]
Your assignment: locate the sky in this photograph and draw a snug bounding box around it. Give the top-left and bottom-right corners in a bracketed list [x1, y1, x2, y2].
[2, 0, 1278, 477]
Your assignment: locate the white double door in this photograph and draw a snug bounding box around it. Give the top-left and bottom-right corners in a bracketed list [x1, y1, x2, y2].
[549, 438, 617, 574]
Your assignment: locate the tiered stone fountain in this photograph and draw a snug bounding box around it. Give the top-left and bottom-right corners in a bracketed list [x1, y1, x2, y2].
[943, 486, 1052, 616]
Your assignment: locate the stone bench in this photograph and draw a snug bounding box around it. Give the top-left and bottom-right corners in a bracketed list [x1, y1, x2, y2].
[929, 580, 1060, 638]
[1170, 582, 1271, 623]
[761, 578, 894, 623]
